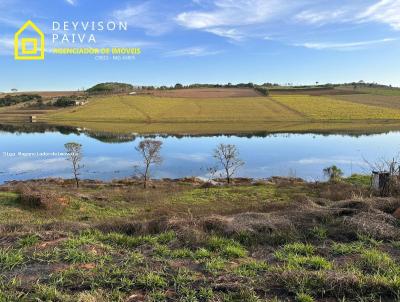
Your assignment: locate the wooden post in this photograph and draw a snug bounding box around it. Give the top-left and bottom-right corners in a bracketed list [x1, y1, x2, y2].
[372, 171, 390, 196]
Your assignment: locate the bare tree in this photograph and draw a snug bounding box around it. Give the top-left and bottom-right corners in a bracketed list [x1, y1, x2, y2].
[213, 143, 244, 184]
[363, 155, 400, 196]
[363, 155, 400, 176]
[64, 142, 83, 188]
[135, 139, 163, 188]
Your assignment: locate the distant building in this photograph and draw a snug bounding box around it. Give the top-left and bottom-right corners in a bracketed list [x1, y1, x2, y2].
[74, 100, 88, 106]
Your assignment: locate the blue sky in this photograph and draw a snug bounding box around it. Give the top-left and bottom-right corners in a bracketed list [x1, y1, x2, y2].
[0, 0, 400, 91]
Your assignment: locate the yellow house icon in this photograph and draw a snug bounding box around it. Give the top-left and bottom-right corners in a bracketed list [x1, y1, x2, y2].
[14, 20, 45, 60]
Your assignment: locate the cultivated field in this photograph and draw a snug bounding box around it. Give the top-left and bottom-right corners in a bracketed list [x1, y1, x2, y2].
[338, 86, 400, 96]
[269, 87, 361, 96]
[148, 88, 262, 98]
[334, 94, 400, 110]
[272, 95, 400, 120]
[44, 95, 304, 123]
[41, 93, 400, 134]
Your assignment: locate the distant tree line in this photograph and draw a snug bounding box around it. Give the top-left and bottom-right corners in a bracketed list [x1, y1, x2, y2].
[254, 87, 269, 96]
[84, 81, 400, 96]
[0, 94, 42, 107]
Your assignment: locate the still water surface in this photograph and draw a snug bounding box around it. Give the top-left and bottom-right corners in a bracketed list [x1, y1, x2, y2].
[1, 126, 399, 183]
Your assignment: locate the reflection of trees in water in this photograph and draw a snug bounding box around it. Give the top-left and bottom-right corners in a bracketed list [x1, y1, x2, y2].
[85, 132, 136, 143]
[0, 123, 79, 135]
[0, 122, 394, 144]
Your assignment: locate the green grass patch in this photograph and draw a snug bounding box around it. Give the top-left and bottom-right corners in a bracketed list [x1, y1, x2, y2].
[136, 272, 167, 290]
[331, 241, 365, 255]
[282, 243, 315, 256]
[207, 236, 247, 259]
[17, 234, 40, 248]
[0, 249, 24, 270]
[344, 174, 371, 187]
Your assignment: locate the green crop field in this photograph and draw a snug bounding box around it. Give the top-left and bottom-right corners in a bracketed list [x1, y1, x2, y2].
[41, 94, 400, 134]
[45, 95, 304, 123]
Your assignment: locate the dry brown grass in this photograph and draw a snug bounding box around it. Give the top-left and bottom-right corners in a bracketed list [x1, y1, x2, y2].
[15, 184, 65, 214]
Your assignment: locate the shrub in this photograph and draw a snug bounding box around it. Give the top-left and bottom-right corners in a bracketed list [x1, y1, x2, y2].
[53, 96, 76, 107]
[0, 94, 42, 107]
[255, 87, 269, 96]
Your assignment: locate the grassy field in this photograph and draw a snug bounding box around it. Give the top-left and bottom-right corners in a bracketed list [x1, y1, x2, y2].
[2, 176, 400, 301]
[40, 94, 400, 134]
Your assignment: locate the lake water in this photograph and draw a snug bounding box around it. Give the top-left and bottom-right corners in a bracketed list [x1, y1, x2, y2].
[1, 124, 399, 183]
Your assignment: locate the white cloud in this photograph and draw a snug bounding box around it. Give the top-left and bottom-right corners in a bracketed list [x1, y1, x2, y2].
[0, 36, 14, 51]
[175, 0, 298, 40]
[295, 9, 348, 25]
[176, 0, 290, 29]
[65, 0, 76, 6]
[169, 153, 210, 162]
[295, 1, 400, 31]
[165, 46, 222, 57]
[205, 28, 244, 41]
[296, 38, 396, 51]
[8, 158, 69, 174]
[293, 157, 367, 166]
[357, 0, 400, 30]
[113, 2, 172, 35]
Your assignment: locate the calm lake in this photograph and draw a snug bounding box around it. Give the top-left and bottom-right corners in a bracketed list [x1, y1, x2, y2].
[1, 124, 399, 183]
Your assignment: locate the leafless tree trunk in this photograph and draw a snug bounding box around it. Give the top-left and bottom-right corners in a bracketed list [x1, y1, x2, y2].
[135, 139, 163, 188]
[64, 142, 83, 188]
[213, 143, 244, 184]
